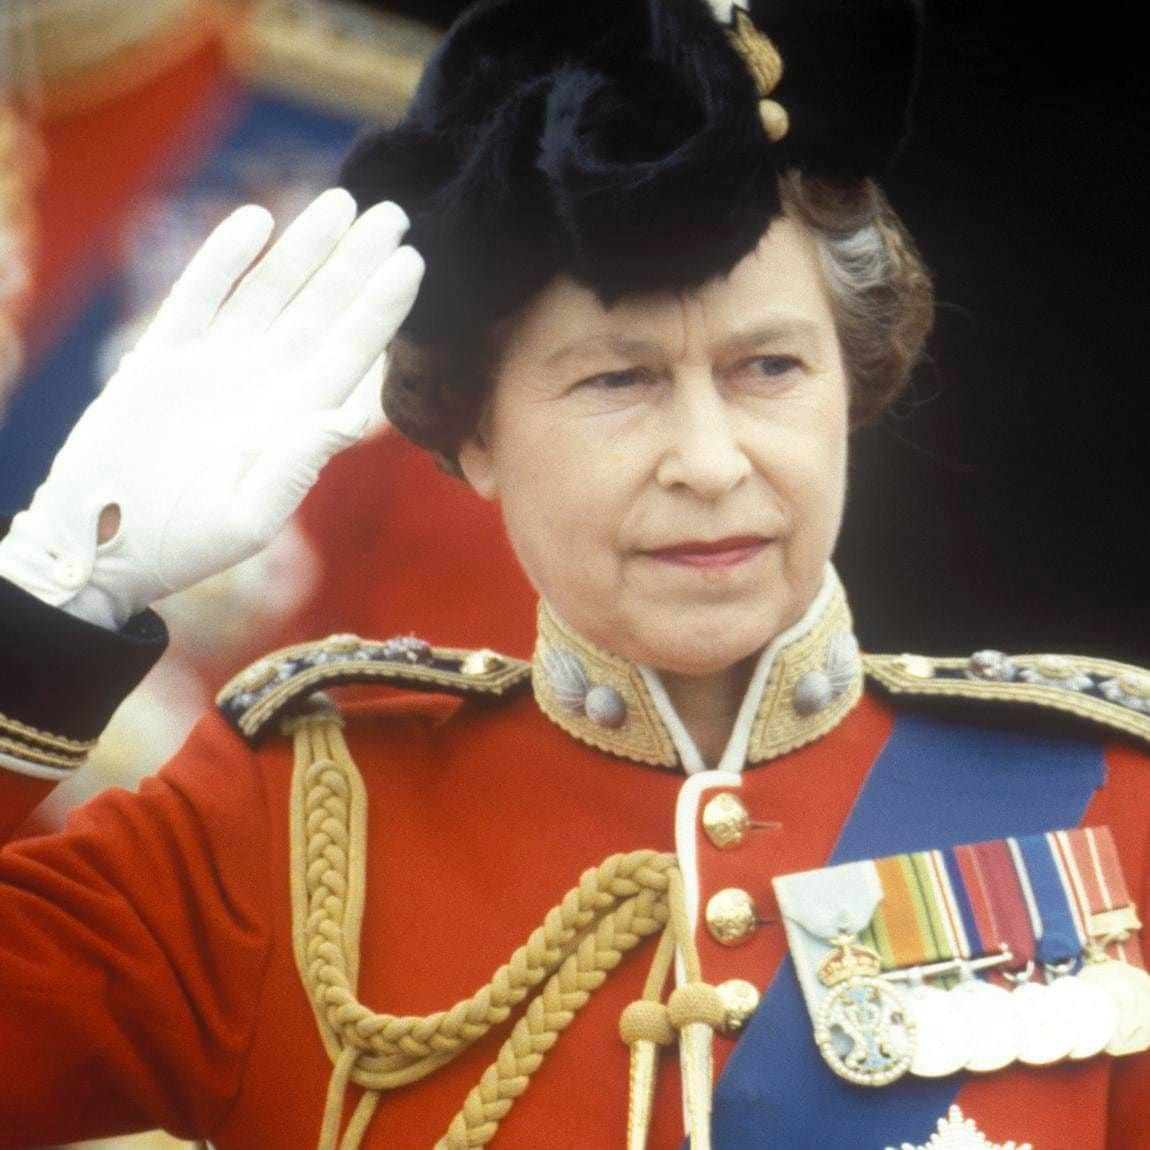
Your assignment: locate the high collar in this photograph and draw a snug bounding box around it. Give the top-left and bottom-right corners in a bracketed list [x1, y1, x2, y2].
[531, 567, 863, 774]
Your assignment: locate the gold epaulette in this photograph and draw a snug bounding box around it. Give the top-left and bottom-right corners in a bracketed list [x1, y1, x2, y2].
[217, 633, 531, 743]
[864, 650, 1150, 747]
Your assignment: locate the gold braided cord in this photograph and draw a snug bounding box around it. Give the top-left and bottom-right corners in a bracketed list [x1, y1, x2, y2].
[437, 885, 669, 1148]
[288, 706, 681, 1150]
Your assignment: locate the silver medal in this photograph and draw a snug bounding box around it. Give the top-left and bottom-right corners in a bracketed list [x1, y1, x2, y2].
[1044, 974, 1118, 1060]
[951, 976, 1020, 1072]
[1077, 958, 1150, 1055]
[906, 983, 973, 1078]
[1011, 978, 1076, 1064]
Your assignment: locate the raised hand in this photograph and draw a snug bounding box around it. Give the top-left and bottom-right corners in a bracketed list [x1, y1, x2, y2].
[0, 189, 423, 629]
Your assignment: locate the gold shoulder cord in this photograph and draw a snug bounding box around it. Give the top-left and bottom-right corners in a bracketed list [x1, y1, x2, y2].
[286, 704, 718, 1150]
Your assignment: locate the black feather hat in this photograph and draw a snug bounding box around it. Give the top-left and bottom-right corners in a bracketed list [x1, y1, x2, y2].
[340, 0, 921, 454]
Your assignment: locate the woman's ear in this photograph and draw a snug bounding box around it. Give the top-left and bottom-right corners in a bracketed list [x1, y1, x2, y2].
[457, 435, 499, 500]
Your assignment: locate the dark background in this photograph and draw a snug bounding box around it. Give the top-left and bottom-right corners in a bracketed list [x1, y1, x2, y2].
[843, 2, 1150, 662]
[387, 0, 1150, 663]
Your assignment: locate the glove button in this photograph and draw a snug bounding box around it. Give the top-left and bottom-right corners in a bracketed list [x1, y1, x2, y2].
[53, 555, 87, 590]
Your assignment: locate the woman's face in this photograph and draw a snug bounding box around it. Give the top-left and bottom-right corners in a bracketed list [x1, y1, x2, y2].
[458, 216, 849, 675]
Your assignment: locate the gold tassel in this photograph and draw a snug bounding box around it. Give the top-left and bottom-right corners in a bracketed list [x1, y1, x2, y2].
[665, 871, 726, 1149]
[627, 1039, 660, 1150]
[620, 926, 678, 1149]
[680, 1021, 714, 1150]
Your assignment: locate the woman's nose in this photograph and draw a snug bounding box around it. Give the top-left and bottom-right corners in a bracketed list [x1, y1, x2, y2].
[654, 376, 752, 498]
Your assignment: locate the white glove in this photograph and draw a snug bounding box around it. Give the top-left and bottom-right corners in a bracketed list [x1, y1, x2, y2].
[0, 188, 424, 630]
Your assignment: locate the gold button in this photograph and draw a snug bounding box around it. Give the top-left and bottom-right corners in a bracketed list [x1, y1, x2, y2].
[702, 792, 750, 849]
[324, 632, 363, 653]
[716, 978, 762, 1035]
[895, 655, 934, 679]
[461, 648, 505, 676]
[705, 888, 758, 947]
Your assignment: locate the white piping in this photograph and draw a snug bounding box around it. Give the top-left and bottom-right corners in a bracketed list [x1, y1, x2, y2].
[672, 768, 744, 1137]
[716, 565, 840, 774]
[638, 664, 707, 775]
[640, 565, 841, 777]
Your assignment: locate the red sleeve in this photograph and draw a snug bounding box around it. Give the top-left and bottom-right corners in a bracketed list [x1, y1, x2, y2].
[1092, 740, 1150, 1147]
[0, 712, 274, 1146]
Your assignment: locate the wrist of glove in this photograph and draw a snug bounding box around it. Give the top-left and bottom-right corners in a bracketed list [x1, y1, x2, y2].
[0, 189, 423, 630]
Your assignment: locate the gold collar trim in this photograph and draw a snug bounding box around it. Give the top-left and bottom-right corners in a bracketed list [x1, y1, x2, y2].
[533, 606, 680, 767]
[531, 573, 863, 772]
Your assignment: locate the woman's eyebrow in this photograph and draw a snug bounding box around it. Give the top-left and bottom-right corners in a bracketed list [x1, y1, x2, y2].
[711, 318, 823, 356]
[543, 334, 667, 366]
[543, 316, 824, 366]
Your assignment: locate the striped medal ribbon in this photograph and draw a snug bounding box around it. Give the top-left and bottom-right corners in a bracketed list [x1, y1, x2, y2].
[1053, 827, 1150, 1054]
[776, 827, 1147, 1089]
[955, 836, 1082, 1065]
[1012, 833, 1119, 1060]
[858, 851, 977, 1077]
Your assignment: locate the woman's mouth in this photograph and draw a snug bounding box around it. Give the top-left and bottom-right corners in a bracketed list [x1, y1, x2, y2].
[645, 536, 768, 571]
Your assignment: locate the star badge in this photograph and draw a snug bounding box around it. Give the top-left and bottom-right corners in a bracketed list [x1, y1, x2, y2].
[886, 1105, 1032, 1150]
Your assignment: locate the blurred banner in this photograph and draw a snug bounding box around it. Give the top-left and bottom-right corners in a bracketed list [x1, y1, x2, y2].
[0, 0, 439, 503]
[0, 0, 532, 824]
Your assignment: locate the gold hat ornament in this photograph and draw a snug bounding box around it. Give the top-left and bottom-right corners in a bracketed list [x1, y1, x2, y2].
[704, 0, 789, 142]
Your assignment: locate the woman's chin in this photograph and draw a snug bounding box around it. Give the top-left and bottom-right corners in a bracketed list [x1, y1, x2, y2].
[614, 621, 777, 678]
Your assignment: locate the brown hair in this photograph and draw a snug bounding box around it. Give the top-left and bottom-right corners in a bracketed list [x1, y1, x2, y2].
[382, 174, 934, 474]
[779, 172, 934, 425]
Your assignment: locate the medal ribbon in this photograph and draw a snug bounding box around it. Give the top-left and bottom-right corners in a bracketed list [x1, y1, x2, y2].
[1053, 826, 1146, 970]
[860, 850, 969, 971]
[953, 838, 1036, 971]
[1011, 833, 1083, 966]
[943, 846, 986, 958]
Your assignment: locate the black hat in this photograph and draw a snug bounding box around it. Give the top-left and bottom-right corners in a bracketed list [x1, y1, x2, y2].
[340, 0, 921, 452]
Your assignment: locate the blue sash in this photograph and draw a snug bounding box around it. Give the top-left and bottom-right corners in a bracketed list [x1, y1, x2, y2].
[704, 713, 1106, 1149]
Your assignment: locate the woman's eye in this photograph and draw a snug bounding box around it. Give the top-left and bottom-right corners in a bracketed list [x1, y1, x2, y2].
[747, 354, 801, 378]
[581, 368, 649, 390]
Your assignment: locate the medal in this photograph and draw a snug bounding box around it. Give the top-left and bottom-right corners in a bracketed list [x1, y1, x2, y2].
[778, 824, 1150, 1089]
[1006, 833, 1118, 1061]
[1051, 826, 1150, 1055]
[903, 981, 972, 1077]
[1077, 951, 1150, 1055]
[1009, 969, 1076, 1065]
[858, 849, 980, 1080]
[813, 935, 916, 1086]
[955, 837, 1049, 1065]
[777, 861, 918, 1086]
[950, 971, 1019, 1072]
[1043, 967, 1118, 1059]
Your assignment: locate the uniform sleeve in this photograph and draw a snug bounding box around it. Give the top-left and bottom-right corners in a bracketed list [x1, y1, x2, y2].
[1100, 741, 1150, 1147]
[0, 711, 276, 1146]
[0, 573, 167, 839]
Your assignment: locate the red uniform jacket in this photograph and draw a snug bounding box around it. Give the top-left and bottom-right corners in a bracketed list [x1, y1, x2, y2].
[1, 579, 1148, 1149]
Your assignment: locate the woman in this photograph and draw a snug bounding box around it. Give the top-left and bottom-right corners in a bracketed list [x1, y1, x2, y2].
[1, 1, 1148, 1148]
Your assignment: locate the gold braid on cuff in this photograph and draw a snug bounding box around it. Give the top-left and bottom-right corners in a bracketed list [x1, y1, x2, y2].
[0, 710, 95, 772]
